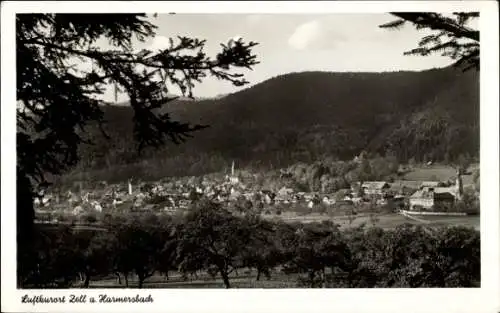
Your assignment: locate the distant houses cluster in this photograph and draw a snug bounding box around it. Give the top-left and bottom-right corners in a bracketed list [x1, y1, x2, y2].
[34, 162, 471, 221]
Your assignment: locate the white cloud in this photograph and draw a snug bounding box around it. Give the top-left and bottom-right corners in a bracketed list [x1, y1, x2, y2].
[288, 20, 322, 50]
[287, 20, 347, 51]
[146, 35, 172, 52]
[246, 15, 264, 26]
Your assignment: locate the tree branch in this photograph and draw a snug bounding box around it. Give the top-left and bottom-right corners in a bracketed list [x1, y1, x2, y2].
[389, 13, 479, 42]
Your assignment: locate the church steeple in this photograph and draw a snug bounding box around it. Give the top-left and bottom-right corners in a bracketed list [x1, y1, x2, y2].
[228, 161, 239, 185]
[455, 169, 464, 201]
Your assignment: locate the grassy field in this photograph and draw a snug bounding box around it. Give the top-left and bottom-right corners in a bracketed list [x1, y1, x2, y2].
[39, 210, 479, 233]
[337, 213, 420, 229]
[403, 164, 477, 186]
[417, 215, 480, 230]
[268, 212, 479, 230]
[88, 271, 298, 289]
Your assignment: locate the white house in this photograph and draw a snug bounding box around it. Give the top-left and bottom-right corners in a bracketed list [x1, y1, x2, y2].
[420, 181, 440, 189]
[278, 187, 294, 198]
[409, 187, 456, 211]
[91, 201, 103, 212]
[73, 206, 85, 215]
[322, 196, 335, 206]
[361, 181, 390, 196]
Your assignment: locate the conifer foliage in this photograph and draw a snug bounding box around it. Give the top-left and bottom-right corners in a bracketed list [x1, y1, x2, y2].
[16, 13, 259, 242]
[380, 12, 479, 71]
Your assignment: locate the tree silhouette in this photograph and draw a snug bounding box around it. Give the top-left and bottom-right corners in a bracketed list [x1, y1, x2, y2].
[380, 12, 479, 71]
[178, 200, 253, 288]
[16, 14, 258, 243]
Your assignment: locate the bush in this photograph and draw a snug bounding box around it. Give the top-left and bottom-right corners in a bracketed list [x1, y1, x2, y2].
[412, 205, 423, 212]
[56, 213, 69, 222]
[81, 213, 97, 224]
[313, 204, 327, 214]
[147, 195, 171, 205]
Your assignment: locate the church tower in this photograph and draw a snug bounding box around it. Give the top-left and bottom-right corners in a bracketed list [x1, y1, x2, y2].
[128, 179, 133, 195]
[229, 161, 239, 184]
[455, 169, 464, 201]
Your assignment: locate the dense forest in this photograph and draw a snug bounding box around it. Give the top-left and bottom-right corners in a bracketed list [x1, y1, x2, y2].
[69, 66, 479, 182]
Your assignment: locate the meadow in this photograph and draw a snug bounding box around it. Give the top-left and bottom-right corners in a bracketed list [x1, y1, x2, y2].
[403, 163, 478, 186]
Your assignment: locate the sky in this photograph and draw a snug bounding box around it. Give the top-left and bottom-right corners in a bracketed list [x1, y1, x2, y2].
[97, 13, 461, 101]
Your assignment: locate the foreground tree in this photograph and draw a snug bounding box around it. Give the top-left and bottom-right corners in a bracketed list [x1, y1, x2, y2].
[343, 224, 480, 288]
[240, 218, 281, 281]
[380, 12, 479, 71]
[178, 200, 253, 288]
[290, 223, 351, 288]
[75, 231, 116, 288]
[425, 226, 480, 287]
[16, 14, 258, 245]
[19, 226, 81, 288]
[113, 224, 157, 288]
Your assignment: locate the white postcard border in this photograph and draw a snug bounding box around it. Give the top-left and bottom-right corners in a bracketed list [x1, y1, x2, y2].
[2, 2, 499, 313]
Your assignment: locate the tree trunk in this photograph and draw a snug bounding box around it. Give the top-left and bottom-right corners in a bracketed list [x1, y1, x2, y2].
[138, 276, 144, 289]
[265, 268, 271, 280]
[220, 270, 231, 289]
[322, 268, 326, 288]
[347, 269, 354, 288]
[124, 273, 129, 287]
[83, 273, 91, 288]
[256, 268, 261, 281]
[308, 270, 315, 288]
[17, 171, 35, 247]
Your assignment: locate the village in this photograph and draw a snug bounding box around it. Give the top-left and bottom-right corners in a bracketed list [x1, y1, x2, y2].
[33, 160, 479, 226]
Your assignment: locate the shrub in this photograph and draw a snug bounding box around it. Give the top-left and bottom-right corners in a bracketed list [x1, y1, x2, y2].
[81, 213, 97, 224]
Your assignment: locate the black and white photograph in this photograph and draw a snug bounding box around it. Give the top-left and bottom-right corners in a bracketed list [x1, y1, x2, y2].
[1, 1, 499, 313]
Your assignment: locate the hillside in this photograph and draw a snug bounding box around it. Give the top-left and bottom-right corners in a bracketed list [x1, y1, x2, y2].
[72, 66, 479, 182]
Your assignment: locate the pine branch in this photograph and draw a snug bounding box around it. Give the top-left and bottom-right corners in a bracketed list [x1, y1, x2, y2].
[380, 12, 479, 72]
[379, 19, 407, 30]
[389, 12, 479, 42]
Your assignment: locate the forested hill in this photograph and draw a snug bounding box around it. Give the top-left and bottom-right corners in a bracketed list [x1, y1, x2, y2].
[76, 66, 479, 180]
